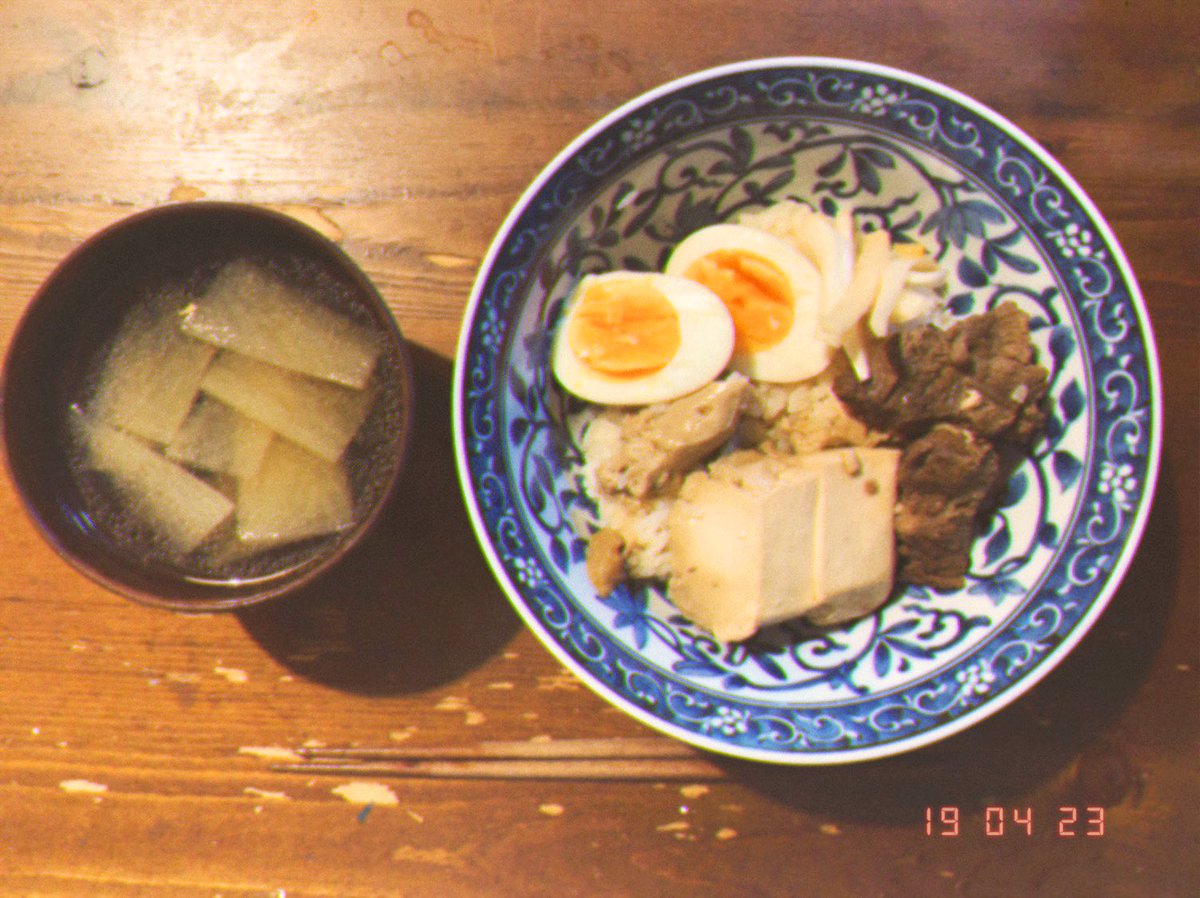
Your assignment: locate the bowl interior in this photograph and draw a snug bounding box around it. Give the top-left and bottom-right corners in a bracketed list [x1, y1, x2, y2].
[2, 202, 413, 611]
[457, 59, 1160, 762]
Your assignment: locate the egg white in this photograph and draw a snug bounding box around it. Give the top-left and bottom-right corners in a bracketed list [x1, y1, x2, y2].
[551, 271, 735, 406]
[664, 223, 830, 383]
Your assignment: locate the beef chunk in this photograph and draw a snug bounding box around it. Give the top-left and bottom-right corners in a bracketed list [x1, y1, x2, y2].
[832, 302, 1049, 444]
[832, 303, 1050, 590]
[948, 303, 1050, 444]
[894, 425, 1000, 590]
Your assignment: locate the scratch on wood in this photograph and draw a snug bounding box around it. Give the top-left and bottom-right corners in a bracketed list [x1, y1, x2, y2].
[656, 820, 694, 841]
[536, 674, 581, 691]
[238, 745, 304, 764]
[435, 695, 486, 724]
[214, 665, 249, 684]
[391, 844, 467, 867]
[59, 779, 108, 795]
[19, 869, 337, 894]
[380, 41, 408, 65]
[406, 10, 489, 54]
[424, 252, 477, 269]
[332, 781, 399, 807]
[269, 204, 345, 244]
[244, 786, 290, 802]
[169, 182, 208, 202]
[69, 46, 109, 89]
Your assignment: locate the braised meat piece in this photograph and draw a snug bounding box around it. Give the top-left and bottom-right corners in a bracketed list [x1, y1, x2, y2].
[832, 302, 1049, 444]
[832, 303, 1050, 590]
[595, 374, 750, 499]
[894, 425, 1000, 590]
[948, 303, 1051, 444]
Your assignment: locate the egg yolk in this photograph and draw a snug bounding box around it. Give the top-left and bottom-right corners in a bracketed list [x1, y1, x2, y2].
[567, 279, 682, 377]
[684, 250, 793, 352]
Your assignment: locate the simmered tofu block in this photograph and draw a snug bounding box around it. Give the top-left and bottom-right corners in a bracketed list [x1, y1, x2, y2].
[180, 260, 381, 389]
[668, 453, 821, 642]
[199, 351, 374, 462]
[667, 447, 901, 641]
[235, 437, 355, 547]
[77, 415, 234, 554]
[89, 293, 216, 444]
[800, 449, 900, 626]
[164, 396, 274, 481]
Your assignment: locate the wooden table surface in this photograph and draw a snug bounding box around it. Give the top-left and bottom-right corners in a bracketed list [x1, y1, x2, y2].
[0, 2, 1196, 895]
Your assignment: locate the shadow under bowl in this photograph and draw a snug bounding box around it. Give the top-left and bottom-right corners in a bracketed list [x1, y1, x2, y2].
[1, 202, 414, 612]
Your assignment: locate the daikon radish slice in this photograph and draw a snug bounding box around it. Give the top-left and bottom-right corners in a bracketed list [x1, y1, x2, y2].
[840, 321, 873, 382]
[868, 256, 918, 337]
[793, 211, 851, 317]
[780, 204, 820, 265]
[830, 210, 858, 306]
[77, 415, 234, 553]
[180, 260, 381, 389]
[199, 352, 373, 462]
[891, 287, 942, 326]
[235, 438, 355, 547]
[165, 397, 274, 480]
[903, 255, 949, 289]
[821, 228, 891, 344]
[89, 293, 216, 444]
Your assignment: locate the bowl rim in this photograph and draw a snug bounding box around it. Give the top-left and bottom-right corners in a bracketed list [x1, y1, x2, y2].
[1, 200, 415, 613]
[454, 56, 1162, 763]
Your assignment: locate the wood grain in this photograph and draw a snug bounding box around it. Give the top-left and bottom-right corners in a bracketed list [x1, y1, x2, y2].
[0, 2, 1196, 895]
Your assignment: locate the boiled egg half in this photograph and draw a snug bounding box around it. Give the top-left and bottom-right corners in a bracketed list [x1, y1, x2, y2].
[665, 223, 830, 383]
[552, 271, 735, 405]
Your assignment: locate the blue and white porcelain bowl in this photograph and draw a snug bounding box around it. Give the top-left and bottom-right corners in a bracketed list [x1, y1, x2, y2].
[453, 58, 1161, 763]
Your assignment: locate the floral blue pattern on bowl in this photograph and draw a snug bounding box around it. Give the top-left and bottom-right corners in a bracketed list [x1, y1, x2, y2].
[453, 58, 1161, 763]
